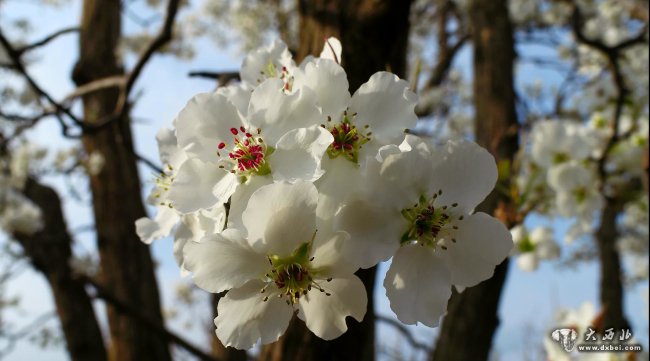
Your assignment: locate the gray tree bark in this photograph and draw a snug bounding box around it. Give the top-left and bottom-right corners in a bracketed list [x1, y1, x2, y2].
[432, 0, 519, 360]
[14, 179, 107, 361]
[72, 1, 171, 360]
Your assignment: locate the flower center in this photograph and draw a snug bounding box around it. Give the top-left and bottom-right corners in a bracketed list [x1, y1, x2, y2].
[218, 127, 273, 177]
[552, 152, 570, 164]
[151, 164, 174, 208]
[400, 190, 462, 249]
[324, 111, 371, 163]
[517, 235, 535, 253]
[261, 237, 332, 305]
[261, 63, 294, 92]
[573, 186, 588, 203]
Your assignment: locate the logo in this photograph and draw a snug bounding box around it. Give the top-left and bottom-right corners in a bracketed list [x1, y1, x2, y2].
[550, 327, 643, 354]
[551, 328, 578, 352]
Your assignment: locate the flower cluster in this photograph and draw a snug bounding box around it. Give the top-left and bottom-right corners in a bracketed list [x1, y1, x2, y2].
[137, 38, 512, 349]
[0, 143, 46, 236]
[516, 116, 648, 245]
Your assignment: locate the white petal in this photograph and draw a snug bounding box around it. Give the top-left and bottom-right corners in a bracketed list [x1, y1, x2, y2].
[216, 84, 252, 116]
[375, 133, 424, 162]
[240, 39, 295, 87]
[172, 206, 228, 274]
[155, 128, 187, 169]
[374, 140, 435, 209]
[297, 276, 367, 340]
[516, 253, 539, 272]
[443, 212, 513, 287]
[310, 231, 358, 277]
[215, 280, 293, 349]
[333, 199, 402, 269]
[547, 162, 591, 192]
[135, 206, 179, 244]
[350, 72, 417, 142]
[293, 58, 350, 119]
[175, 207, 228, 245]
[536, 241, 560, 260]
[269, 126, 333, 183]
[319, 37, 342, 64]
[243, 182, 318, 256]
[173, 219, 194, 272]
[315, 156, 363, 221]
[510, 225, 527, 245]
[174, 92, 246, 162]
[167, 158, 237, 213]
[430, 139, 498, 212]
[183, 229, 269, 293]
[248, 79, 322, 144]
[384, 244, 451, 327]
[228, 176, 274, 233]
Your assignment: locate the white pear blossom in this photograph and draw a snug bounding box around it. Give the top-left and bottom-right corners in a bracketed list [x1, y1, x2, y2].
[0, 191, 44, 236]
[168, 79, 332, 216]
[240, 39, 296, 89]
[136, 128, 189, 245]
[547, 162, 604, 219]
[9, 142, 47, 190]
[84, 150, 105, 176]
[511, 225, 560, 272]
[135, 128, 227, 272]
[332, 136, 512, 325]
[530, 120, 592, 168]
[183, 182, 366, 349]
[0, 144, 46, 236]
[292, 58, 418, 218]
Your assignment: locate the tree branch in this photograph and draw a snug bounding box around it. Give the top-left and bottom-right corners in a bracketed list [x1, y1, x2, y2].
[82, 275, 220, 361]
[115, 0, 181, 119]
[188, 70, 240, 87]
[375, 315, 432, 353]
[61, 75, 125, 104]
[0, 28, 84, 137]
[14, 27, 79, 56]
[567, 0, 648, 184]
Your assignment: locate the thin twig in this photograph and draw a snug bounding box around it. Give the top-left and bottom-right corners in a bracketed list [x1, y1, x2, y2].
[0, 28, 83, 136]
[15, 27, 79, 56]
[136, 152, 164, 174]
[376, 315, 433, 353]
[188, 70, 240, 87]
[115, 0, 181, 119]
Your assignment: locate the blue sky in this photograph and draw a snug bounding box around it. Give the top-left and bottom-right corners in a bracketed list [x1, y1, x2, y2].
[1, 1, 648, 360]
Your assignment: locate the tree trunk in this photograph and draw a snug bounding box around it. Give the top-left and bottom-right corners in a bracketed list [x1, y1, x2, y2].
[258, 1, 413, 360]
[596, 198, 630, 332]
[432, 0, 519, 360]
[14, 179, 107, 361]
[71, 1, 171, 360]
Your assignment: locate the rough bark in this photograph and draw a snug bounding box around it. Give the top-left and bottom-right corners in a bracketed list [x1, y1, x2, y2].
[296, 0, 413, 90]
[596, 198, 630, 332]
[14, 179, 107, 361]
[431, 0, 519, 360]
[258, 1, 413, 360]
[71, 1, 171, 360]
